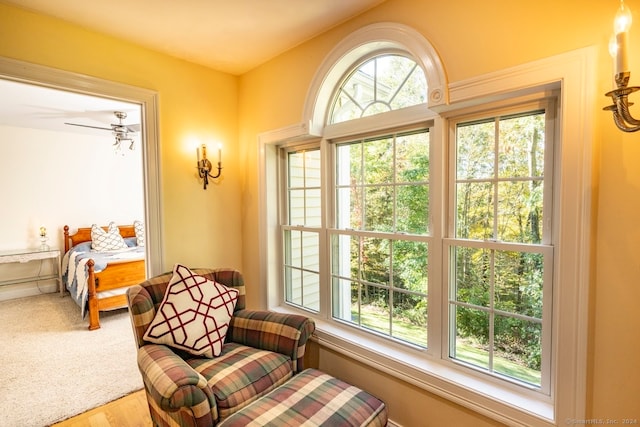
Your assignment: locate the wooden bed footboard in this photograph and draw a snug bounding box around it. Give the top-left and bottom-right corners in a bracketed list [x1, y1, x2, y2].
[86, 258, 147, 330]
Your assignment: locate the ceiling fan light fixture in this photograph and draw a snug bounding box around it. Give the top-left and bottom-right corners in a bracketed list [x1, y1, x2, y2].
[65, 111, 139, 151]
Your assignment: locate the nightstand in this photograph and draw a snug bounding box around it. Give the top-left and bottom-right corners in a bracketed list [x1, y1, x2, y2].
[0, 248, 62, 291]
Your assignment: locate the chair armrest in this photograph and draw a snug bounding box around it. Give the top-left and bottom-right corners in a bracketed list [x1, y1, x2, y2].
[138, 344, 216, 423]
[228, 310, 315, 372]
[127, 285, 156, 348]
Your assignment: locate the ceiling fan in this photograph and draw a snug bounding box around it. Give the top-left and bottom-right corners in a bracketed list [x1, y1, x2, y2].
[65, 111, 140, 151]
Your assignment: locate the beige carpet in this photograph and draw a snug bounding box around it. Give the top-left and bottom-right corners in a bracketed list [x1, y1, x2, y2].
[0, 292, 143, 426]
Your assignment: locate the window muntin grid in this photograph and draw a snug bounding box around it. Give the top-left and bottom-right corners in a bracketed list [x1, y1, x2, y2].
[331, 129, 430, 347]
[283, 149, 321, 311]
[329, 54, 427, 124]
[449, 109, 552, 389]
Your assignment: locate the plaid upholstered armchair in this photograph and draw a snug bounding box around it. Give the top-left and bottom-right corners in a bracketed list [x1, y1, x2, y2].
[126, 266, 315, 426]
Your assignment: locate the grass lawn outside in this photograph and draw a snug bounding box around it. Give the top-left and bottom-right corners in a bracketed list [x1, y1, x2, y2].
[354, 305, 541, 386]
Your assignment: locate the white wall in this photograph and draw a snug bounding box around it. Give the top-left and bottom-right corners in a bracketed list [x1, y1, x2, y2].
[0, 124, 144, 299]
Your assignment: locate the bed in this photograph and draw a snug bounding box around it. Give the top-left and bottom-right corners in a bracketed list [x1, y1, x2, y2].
[61, 224, 146, 330]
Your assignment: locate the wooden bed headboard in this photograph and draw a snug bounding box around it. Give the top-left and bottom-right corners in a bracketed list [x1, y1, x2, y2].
[63, 224, 137, 253]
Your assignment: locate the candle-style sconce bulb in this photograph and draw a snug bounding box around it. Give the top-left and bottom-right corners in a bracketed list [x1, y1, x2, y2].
[604, 0, 640, 132]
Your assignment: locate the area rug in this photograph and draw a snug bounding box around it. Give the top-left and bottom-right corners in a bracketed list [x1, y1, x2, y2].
[0, 292, 143, 426]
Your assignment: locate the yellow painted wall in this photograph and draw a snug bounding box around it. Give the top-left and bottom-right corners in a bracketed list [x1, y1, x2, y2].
[239, 0, 640, 424]
[0, 2, 243, 272]
[2, 0, 640, 424]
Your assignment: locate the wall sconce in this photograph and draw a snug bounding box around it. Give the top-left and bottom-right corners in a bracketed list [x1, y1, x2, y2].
[196, 144, 222, 189]
[604, 0, 640, 132]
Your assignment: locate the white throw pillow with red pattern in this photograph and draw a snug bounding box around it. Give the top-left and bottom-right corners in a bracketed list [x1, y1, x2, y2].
[143, 264, 239, 358]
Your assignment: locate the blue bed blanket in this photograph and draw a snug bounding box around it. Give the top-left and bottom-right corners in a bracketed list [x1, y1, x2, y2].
[61, 238, 145, 316]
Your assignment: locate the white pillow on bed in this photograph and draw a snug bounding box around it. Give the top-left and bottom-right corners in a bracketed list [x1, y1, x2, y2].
[133, 220, 145, 247]
[91, 223, 128, 251]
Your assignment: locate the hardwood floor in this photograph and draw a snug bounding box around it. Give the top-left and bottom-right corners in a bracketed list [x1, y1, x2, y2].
[52, 390, 152, 427]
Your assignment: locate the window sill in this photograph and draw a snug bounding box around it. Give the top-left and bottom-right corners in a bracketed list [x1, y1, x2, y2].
[275, 306, 555, 427]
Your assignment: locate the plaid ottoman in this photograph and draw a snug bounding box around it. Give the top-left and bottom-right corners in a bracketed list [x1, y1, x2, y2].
[218, 368, 387, 426]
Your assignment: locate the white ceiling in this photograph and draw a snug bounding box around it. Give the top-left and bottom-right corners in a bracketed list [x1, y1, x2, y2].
[1, 0, 384, 134]
[0, 79, 140, 136]
[3, 0, 385, 75]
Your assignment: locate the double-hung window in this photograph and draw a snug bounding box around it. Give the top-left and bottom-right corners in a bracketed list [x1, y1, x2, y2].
[283, 146, 322, 313]
[447, 103, 555, 392]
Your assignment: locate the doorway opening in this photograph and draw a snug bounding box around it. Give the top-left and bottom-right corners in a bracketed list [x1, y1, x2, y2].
[0, 57, 163, 281]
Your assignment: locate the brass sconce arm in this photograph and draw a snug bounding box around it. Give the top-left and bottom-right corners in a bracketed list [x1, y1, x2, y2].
[196, 144, 222, 189]
[604, 72, 640, 133]
[197, 159, 222, 189]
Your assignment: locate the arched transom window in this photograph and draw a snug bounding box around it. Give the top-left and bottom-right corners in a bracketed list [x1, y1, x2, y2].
[329, 54, 427, 124]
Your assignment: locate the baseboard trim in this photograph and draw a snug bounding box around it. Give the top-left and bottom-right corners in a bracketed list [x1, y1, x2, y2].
[0, 281, 57, 301]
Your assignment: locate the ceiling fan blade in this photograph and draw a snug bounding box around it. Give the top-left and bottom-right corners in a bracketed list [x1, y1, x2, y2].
[64, 122, 114, 131]
[125, 124, 141, 132]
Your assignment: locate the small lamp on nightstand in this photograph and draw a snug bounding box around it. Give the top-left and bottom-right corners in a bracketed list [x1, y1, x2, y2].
[39, 226, 49, 251]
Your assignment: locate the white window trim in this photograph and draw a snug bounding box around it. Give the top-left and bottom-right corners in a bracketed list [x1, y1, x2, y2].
[258, 40, 594, 426]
